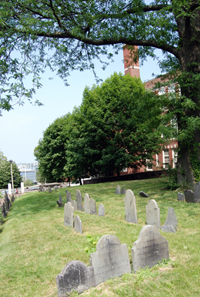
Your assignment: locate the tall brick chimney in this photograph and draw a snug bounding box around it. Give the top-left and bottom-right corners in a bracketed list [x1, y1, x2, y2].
[123, 45, 140, 78]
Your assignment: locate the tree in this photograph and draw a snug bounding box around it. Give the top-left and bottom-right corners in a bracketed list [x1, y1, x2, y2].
[66, 73, 168, 179]
[0, 0, 200, 185]
[34, 113, 72, 182]
[0, 151, 22, 188]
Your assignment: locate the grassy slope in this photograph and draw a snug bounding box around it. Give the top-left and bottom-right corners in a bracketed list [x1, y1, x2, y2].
[0, 178, 200, 297]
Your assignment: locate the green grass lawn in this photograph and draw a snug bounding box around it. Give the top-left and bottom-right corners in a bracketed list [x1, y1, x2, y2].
[0, 178, 200, 297]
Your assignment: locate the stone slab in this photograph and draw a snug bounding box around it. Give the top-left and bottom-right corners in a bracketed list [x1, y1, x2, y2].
[72, 200, 77, 211]
[162, 207, 177, 231]
[194, 181, 200, 202]
[56, 260, 96, 297]
[89, 234, 131, 285]
[98, 203, 105, 216]
[64, 202, 74, 227]
[124, 189, 137, 223]
[115, 185, 121, 194]
[132, 225, 169, 272]
[76, 190, 83, 211]
[84, 193, 90, 214]
[139, 191, 149, 197]
[89, 198, 96, 215]
[161, 225, 175, 233]
[184, 189, 194, 203]
[177, 192, 184, 201]
[146, 199, 160, 229]
[121, 188, 126, 194]
[66, 191, 72, 203]
[75, 215, 82, 234]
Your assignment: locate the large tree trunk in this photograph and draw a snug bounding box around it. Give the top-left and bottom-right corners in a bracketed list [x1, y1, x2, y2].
[176, 3, 200, 187]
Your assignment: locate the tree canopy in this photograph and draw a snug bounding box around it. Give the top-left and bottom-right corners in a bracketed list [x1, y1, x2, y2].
[35, 73, 170, 182]
[1, 0, 200, 185]
[0, 151, 22, 188]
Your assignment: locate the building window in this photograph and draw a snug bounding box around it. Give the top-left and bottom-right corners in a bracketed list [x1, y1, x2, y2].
[146, 159, 153, 171]
[163, 150, 169, 168]
[156, 154, 159, 167]
[172, 149, 178, 168]
[122, 168, 128, 172]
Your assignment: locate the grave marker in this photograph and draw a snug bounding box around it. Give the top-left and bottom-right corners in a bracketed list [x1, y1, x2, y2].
[98, 203, 105, 216]
[64, 202, 74, 227]
[76, 190, 83, 211]
[177, 192, 184, 201]
[115, 185, 121, 194]
[66, 191, 72, 203]
[139, 191, 149, 197]
[84, 193, 90, 214]
[184, 189, 195, 203]
[146, 199, 160, 229]
[75, 215, 82, 234]
[132, 225, 169, 272]
[161, 207, 177, 232]
[72, 200, 77, 211]
[194, 181, 200, 202]
[90, 198, 96, 215]
[124, 189, 137, 223]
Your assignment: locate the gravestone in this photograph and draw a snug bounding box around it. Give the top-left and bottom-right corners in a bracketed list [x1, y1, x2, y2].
[194, 181, 200, 202]
[115, 185, 121, 194]
[89, 234, 131, 285]
[84, 193, 90, 214]
[56, 260, 96, 297]
[177, 192, 184, 201]
[4, 196, 11, 212]
[76, 190, 83, 211]
[21, 182, 25, 194]
[98, 203, 105, 216]
[139, 191, 149, 197]
[90, 198, 96, 215]
[64, 202, 74, 227]
[75, 215, 82, 234]
[66, 191, 72, 203]
[124, 189, 137, 223]
[146, 199, 160, 229]
[1, 201, 7, 217]
[161, 225, 175, 233]
[184, 189, 195, 203]
[57, 195, 63, 207]
[72, 200, 77, 211]
[11, 194, 15, 203]
[132, 225, 169, 272]
[48, 187, 51, 193]
[121, 188, 126, 194]
[161, 207, 177, 232]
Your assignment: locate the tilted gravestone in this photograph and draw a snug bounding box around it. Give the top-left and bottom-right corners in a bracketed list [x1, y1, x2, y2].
[84, 193, 90, 214]
[161, 207, 177, 232]
[56, 260, 96, 297]
[184, 189, 195, 203]
[132, 225, 169, 272]
[76, 190, 83, 211]
[72, 200, 77, 211]
[124, 189, 137, 223]
[4, 196, 11, 212]
[115, 185, 121, 194]
[1, 200, 7, 218]
[89, 234, 131, 286]
[57, 195, 63, 207]
[146, 199, 160, 229]
[90, 198, 96, 215]
[177, 192, 184, 201]
[194, 181, 200, 202]
[64, 202, 74, 227]
[98, 203, 105, 216]
[75, 215, 82, 234]
[66, 191, 72, 203]
[139, 191, 149, 198]
[11, 194, 15, 203]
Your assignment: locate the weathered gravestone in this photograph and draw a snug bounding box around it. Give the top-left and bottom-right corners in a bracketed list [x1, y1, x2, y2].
[1, 200, 7, 218]
[184, 189, 194, 203]
[66, 191, 72, 203]
[72, 200, 77, 211]
[11, 194, 15, 203]
[139, 191, 149, 198]
[161, 207, 177, 233]
[64, 202, 74, 227]
[90, 198, 96, 215]
[57, 195, 63, 207]
[98, 203, 105, 216]
[132, 225, 169, 272]
[56, 260, 96, 297]
[115, 185, 121, 194]
[48, 187, 52, 193]
[146, 199, 160, 229]
[194, 181, 200, 202]
[75, 215, 82, 234]
[4, 195, 11, 212]
[84, 193, 90, 214]
[124, 189, 137, 223]
[177, 192, 184, 201]
[121, 188, 126, 194]
[89, 234, 131, 285]
[76, 190, 83, 211]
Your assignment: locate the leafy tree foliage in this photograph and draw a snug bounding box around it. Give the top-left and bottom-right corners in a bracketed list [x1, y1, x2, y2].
[1, 0, 200, 185]
[34, 113, 72, 182]
[66, 73, 167, 179]
[0, 151, 22, 188]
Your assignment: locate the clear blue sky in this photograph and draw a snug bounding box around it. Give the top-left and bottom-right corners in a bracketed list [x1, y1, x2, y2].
[0, 48, 163, 163]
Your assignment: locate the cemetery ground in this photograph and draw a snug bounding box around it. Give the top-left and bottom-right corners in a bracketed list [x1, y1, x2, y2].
[0, 178, 200, 297]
